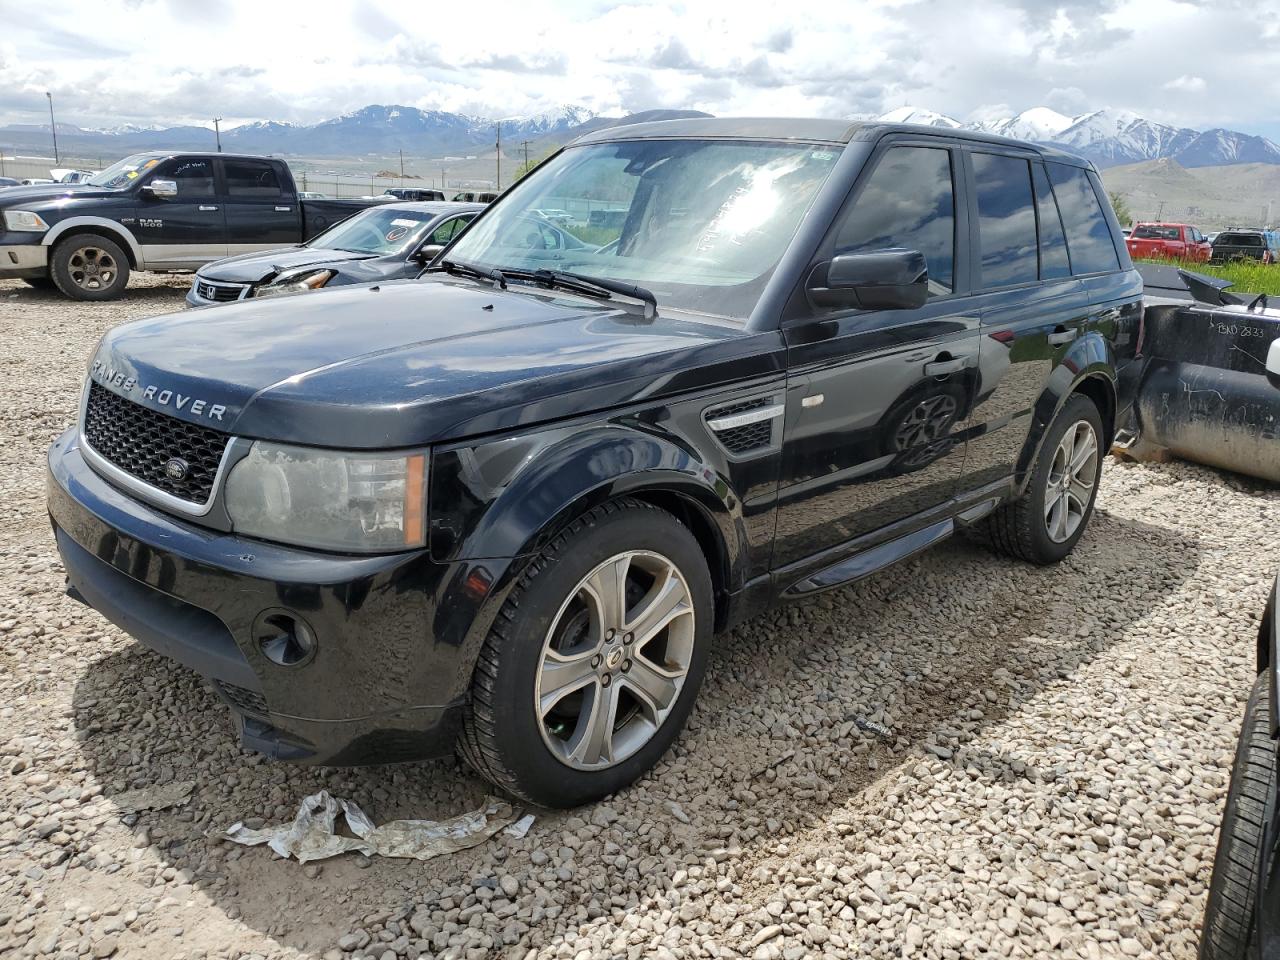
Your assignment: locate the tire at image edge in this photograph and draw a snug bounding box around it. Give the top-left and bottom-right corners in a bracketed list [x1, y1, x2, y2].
[458, 498, 714, 808]
[1200, 672, 1277, 960]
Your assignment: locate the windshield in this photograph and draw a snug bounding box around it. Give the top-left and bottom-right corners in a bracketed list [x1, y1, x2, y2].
[444, 139, 840, 319]
[87, 154, 163, 189]
[308, 206, 441, 255]
[1132, 225, 1179, 240]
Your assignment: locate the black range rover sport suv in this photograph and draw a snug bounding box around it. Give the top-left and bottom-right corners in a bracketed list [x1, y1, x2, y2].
[48, 118, 1141, 807]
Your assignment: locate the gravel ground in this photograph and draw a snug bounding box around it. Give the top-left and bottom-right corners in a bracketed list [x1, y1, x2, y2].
[2, 275, 1277, 960]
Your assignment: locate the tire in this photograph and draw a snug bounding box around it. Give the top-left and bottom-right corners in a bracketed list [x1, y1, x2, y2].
[49, 234, 130, 301]
[459, 498, 713, 808]
[969, 392, 1104, 564]
[23, 276, 55, 290]
[1200, 672, 1276, 960]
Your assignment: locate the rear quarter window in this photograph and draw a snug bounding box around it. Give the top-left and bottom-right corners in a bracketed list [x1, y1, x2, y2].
[972, 153, 1038, 288]
[1046, 163, 1121, 275]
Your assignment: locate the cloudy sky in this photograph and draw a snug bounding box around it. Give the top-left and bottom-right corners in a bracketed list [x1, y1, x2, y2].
[1, 0, 1277, 136]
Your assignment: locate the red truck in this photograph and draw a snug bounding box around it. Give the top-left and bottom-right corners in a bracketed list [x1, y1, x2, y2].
[1124, 222, 1212, 263]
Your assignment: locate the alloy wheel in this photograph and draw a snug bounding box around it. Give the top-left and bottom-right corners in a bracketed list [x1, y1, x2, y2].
[67, 246, 118, 291]
[893, 394, 959, 450]
[1044, 419, 1098, 543]
[535, 550, 696, 770]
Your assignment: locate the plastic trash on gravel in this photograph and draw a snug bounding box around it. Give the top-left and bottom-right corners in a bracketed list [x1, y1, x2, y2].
[222, 790, 522, 863]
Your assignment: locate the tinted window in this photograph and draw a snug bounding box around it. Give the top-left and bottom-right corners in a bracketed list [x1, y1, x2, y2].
[833, 145, 955, 297]
[223, 160, 285, 199]
[972, 153, 1037, 287]
[1132, 225, 1180, 240]
[1032, 163, 1072, 279]
[427, 215, 473, 245]
[1217, 233, 1263, 247]
[1047, 163, 1120, 274]
[153, 158, 215, 198]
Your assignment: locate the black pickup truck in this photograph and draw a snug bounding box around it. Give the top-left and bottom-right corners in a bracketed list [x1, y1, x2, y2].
[0, 153, 382, 300]
[47, 118, 1141, 807]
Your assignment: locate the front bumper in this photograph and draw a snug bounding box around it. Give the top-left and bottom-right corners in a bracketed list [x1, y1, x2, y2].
[47, 427, 510, 764]
[0, 243, 49, 279]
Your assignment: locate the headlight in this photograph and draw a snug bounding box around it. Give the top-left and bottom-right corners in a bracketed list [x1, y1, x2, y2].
[254, 269, 334, 299]
[4, 210, 50, 232]
[224, 441, 427, 552]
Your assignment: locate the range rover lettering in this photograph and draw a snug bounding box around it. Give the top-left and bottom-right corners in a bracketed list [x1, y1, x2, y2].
[47, 118, 1141, 808]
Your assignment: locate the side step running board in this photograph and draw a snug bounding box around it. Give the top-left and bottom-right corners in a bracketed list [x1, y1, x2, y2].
[784, 518, 954, 597]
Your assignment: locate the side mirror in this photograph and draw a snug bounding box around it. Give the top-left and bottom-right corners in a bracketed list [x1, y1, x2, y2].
[808, 249, 929, 311]
[1267, 337, 1280, 389]
[143, 179, 178, 199]
[415, 243, 445, 264]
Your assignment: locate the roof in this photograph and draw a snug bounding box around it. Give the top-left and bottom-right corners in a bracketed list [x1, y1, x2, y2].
[571, 117, 1092, 166]
[375, 201, 485, 215]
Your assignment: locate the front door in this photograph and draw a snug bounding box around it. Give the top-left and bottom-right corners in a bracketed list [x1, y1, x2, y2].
[774, 142, 979, 569]
[218, 157, 298, 253]
[133, 156, 225, 269]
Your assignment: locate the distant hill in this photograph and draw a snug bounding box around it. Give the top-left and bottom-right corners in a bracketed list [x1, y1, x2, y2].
[1099, 158, 1280, 228]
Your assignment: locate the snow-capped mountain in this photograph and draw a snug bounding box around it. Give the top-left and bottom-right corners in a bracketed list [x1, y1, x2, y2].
[973, 107, 1073, 142]
[871, 105, 1280, 168]
[876, 107, 962, 128]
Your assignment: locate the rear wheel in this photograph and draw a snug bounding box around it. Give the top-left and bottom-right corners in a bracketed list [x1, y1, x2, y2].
[1200, 672, 1276, 960]
[459, 498, 713, 807]
[968, 393, 1103, 564]
[50, 234, 130, 301]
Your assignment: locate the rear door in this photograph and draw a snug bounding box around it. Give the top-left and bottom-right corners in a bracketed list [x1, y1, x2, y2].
[953, 152, 1093, 492]
[132, 156, 225, 268]
[219, 158, 298, 252]
[774, 141, 981, 569]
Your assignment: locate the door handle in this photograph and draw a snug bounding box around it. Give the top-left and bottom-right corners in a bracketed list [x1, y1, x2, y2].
[199, 205, 219, 212]
[275, 206, 292, 212]
[924, 356, 967, 376]
[1047, 327, 1078, 346]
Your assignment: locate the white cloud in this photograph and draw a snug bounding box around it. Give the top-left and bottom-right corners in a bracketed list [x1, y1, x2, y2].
[0, 0, 1275, 138]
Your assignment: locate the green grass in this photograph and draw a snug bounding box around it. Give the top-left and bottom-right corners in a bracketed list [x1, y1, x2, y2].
[1137, 257, 1280, 295]
[562, 224, 619, 247]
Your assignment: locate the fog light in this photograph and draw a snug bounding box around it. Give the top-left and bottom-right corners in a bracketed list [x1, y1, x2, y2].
[253, 611, 316, 667]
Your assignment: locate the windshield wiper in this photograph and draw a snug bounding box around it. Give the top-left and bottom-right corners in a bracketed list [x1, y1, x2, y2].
[502, 268, 657, 320]
[434, 258, 507, 290]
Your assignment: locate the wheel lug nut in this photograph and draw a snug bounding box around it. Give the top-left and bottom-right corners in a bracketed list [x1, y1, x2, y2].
[600, 674, 612, 687]
[605, 629, 616, 641]
[591, 655, 602, 668]
[623, 632, 634, 644]
[621, 660, 631, 672]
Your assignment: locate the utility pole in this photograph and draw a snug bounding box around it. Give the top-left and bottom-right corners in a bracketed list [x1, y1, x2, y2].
[46, 92, 59, 164]
[399, 148, 404, 183]
[440, 166, 446, 191]
[521, 140, 530, 171]
[1155, 200, 1165, 221]
[213, 117, 223, 153]
[495, 122, 501, 190]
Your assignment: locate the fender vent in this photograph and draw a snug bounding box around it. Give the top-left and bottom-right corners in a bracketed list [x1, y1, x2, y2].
[705, 395, 783, 457]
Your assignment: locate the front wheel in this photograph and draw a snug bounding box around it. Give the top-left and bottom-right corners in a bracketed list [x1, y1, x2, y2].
[968, 393, 1104, 564]
[50, 234, 130, 301]
[459, 499, 713, 807]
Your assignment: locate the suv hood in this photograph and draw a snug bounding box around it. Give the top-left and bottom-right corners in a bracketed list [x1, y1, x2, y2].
[89, 277, 767, 448]
[0, 183, 109, 206]
[199, 246, 376, 284]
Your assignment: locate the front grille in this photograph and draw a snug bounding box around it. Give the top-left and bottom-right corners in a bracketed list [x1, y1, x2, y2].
[83, 382, 228, 504]
[216, 681, 269, 717]
[194, 279, 246, 302]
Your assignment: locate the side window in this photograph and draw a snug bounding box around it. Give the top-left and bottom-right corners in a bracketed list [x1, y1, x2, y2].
[154, 158, 215, 198]
[831, 145, 955, 298]
[223, 160, 285, 199]
[1046, 163, 1121, 275]
[427, 216, 470, 245]
[972, 153, 1038, 287]
[1031, 162, 1072, 279]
